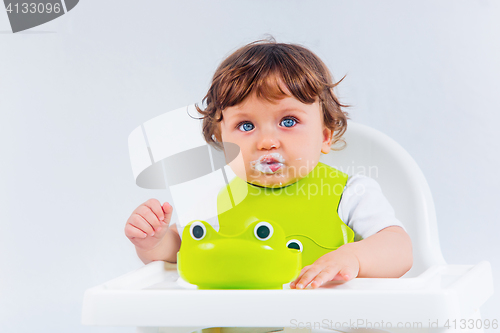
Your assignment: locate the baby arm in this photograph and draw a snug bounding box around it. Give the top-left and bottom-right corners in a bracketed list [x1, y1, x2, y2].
[290, 226, 412, 289]
[125, 199, 181, 264]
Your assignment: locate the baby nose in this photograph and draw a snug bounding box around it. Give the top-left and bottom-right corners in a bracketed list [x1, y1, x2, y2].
[257, 134, 280, 151]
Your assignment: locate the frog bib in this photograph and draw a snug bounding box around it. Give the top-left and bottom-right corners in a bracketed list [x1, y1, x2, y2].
[217, 162, 355, 267]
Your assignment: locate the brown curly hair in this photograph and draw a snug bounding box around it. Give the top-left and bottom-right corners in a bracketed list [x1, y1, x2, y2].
[196, 39, 349, 150]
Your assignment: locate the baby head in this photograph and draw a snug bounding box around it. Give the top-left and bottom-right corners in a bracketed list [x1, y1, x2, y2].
[197, 39, 348, 188]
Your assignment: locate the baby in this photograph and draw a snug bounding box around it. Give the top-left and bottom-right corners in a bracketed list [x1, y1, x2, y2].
[124, 40, 413, 289]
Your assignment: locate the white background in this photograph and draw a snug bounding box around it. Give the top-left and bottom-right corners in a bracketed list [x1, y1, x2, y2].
[0, 1, 499, 332]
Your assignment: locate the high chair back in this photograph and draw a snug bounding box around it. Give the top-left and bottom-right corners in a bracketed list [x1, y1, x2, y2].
[320, 122, 446, 277]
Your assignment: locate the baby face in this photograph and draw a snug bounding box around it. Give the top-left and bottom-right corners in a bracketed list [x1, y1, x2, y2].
[219, 93, 333, 187]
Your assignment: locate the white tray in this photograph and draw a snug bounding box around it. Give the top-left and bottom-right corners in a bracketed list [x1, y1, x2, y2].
[82, 261, 493, 328]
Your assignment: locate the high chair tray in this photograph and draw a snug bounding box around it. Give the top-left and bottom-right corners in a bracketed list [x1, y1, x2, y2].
[82, 261, 493, 327]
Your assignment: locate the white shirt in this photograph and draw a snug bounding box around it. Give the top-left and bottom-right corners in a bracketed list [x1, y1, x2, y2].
[339, 174, 405, 241]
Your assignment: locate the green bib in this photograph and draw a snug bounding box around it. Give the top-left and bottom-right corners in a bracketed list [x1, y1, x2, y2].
[216, 162, 355, 267]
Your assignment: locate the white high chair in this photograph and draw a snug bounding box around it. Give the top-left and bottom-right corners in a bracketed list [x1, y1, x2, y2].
[82, 105, 494, 333]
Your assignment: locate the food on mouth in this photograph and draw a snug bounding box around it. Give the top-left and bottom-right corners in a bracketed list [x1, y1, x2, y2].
[250, 153, 285, 174]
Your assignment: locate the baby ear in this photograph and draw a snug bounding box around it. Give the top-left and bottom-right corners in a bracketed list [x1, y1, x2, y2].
[213, 124, 223, 144]
[321, 126, 334, 154]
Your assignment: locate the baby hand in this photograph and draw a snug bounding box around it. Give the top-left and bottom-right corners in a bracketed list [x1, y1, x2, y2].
[124, 199, 173, 251]
[290, 246, 360, 289]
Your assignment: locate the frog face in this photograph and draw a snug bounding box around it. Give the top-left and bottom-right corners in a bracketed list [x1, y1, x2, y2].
[177, 220, 301, 289]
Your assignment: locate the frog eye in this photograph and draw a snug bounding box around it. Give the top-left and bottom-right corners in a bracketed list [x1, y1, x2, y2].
[286, 239, 303, 252]
[189, 222, 206, 240]
[254, 222, 273, 241]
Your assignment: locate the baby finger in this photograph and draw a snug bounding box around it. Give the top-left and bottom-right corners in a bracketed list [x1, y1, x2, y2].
[130, 213, 155, 236]
[144, 199, 165, 222]
[125, 223, 147, 239]
[332, 267, 355, 281]
[290, 265, 311, 288]
[311, 267, 338, 288]
[136, 206, 161, 230]
[295, 265, 323, 289]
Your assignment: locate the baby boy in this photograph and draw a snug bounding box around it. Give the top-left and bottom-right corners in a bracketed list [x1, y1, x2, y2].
[124, 40, 413, 289]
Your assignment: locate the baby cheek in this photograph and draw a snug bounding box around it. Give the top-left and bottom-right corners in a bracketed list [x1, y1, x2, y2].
[227, 155, 250, 181]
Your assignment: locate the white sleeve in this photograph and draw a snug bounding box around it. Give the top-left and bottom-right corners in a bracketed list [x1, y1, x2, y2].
[338, 174, 406, 241]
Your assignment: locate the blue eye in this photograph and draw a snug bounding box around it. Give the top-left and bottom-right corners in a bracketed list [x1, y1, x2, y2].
[238, 122, 254, 132]
[280, 118, 297, 128]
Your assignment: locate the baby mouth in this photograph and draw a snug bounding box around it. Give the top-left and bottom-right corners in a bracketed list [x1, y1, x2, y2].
[250, 153, 285, 174]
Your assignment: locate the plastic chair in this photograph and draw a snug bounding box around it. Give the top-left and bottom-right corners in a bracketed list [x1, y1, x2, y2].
[82, 105, 494, 333]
